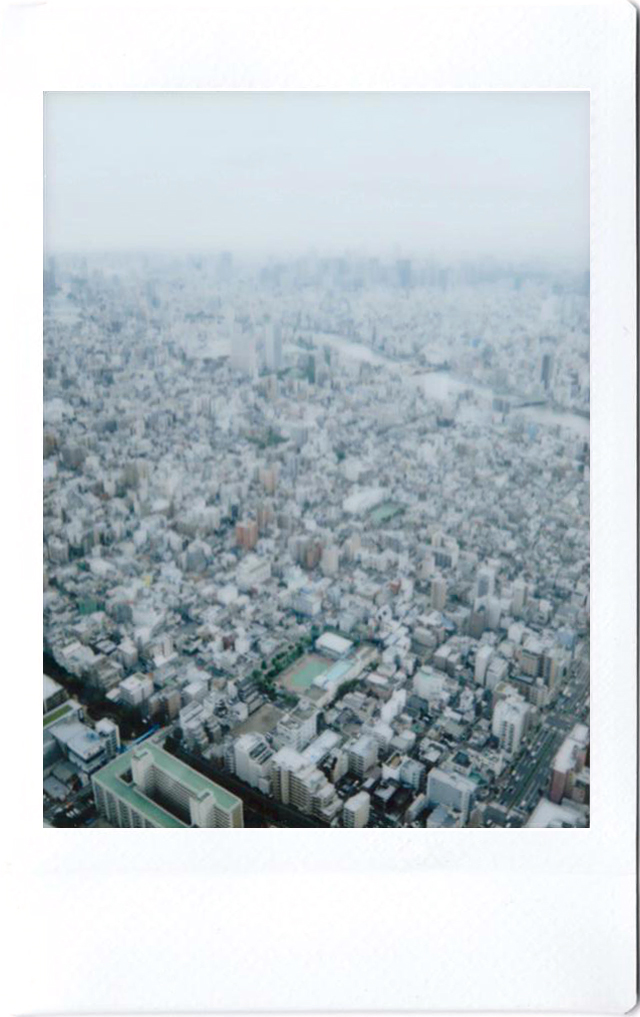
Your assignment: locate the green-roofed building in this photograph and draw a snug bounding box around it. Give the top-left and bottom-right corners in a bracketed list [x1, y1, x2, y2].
[92, 742, 244, 828]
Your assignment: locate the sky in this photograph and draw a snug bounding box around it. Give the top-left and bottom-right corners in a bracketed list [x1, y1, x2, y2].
[44, 91, 589, 266]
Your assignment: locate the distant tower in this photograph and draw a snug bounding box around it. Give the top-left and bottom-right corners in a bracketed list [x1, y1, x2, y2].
[540, 352, 554, 390]
[265, 322, 283, 372]
[431, 574, 447, 611]
[396, 259, 412, 289]
[230, 326, 258, 379]
[273, 326, 283, 370]
[511, 577, 527, 617]
[235, 520, 258, 551]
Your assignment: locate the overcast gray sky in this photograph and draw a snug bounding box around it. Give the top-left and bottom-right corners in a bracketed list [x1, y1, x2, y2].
[44, 91, 589, 265]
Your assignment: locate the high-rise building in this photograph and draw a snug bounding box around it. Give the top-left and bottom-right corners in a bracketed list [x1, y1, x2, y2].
[426, 768, 476, 824]
[485, 655, 509, 692]
[271, 747, 341, 822]
[549, 724, 589, 803]
[468, 604, 487, 639]
[541, 647, 567, 691]
[343, 533, 361, 562]
[256, 501, 274, 533]
[431, 574, 447, 611]
[291, 587, 322, 617]
[304, 540, 322, 571]
[119, 673, 154, 709]
[259, 466, 278, 495]
[275, 702, 318, 753]
[511, 577, 527, 617]
[432, 536, 459, 570]
[95, 718, 120, 760]
[265, 322, 283, 371]
[475, 565, 495, 602]
[92, 742, 244, 828]
[518, 635, 543, 677]
[540, 351, 554, 390]
[320, 545, 339, 577]
[474, 644, 494, 685]
[347, 734, 378, 778]
[343, 790, 370, 828]
[235, 519, 258, 551]
[492, 695, 531, 756]
[233, 733, 274, 794]
[396, 258, 412, 289]
[230, 327, 258, 378]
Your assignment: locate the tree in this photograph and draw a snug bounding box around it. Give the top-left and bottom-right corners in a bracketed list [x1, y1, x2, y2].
[335, 678, 360, 701]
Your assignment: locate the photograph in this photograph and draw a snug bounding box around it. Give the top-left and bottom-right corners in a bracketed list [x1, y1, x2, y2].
[43, 91, 591, 830]
[3, 1, 635, 1013]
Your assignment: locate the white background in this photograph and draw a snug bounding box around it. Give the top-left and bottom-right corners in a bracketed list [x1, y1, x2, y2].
[0, 1, 636, 1014]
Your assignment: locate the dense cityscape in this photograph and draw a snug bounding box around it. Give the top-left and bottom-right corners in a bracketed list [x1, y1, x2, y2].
[43, 251, 590, 829]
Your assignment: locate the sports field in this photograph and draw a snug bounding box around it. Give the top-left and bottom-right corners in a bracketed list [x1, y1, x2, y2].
[278, 653, 330, 693]
[368, 500, 405, 526]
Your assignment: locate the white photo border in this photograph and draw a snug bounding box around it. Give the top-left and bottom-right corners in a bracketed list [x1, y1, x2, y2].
[1, 1, 636, 1014]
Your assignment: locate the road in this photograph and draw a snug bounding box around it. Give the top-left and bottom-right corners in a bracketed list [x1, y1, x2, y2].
[492, 648, 590, 818]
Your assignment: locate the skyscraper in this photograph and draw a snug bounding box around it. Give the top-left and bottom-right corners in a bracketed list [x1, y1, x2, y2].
[541, 351, 554, 390]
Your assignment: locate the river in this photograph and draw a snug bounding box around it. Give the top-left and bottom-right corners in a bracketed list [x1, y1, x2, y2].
[293, 332, 589, 440]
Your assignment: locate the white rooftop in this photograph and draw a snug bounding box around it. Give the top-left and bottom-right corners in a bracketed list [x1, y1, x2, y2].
[526, 798, 587, 828]
[43, 674, 62, 701]
[315, 631, 353, 656]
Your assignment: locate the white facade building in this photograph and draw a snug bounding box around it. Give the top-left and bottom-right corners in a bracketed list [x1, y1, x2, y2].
[271, 747, 341, 823]
[292, 587, 322, 617]
[426, 767, 476, 824]
[93, 743, 243, 828]
[95, 717, 120, 759]
[119, 673, 153, 708]
[431, 574, 447, 611]
[237, 554, 271, 592]
[320, 545, 339, 577]
[492, 695, 531, 756]
[343, 790, 370, 828]
[511, 577, 528, 616]
[347, 734, 378, 778]
[233, 733, 274, 794]
[474, 644, 494, 685]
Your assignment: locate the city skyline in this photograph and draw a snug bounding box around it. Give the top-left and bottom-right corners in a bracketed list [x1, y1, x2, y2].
[45, 91, 589, 266]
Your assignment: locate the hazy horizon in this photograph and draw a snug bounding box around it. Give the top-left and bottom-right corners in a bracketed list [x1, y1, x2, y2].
[44, 91, 589, 268]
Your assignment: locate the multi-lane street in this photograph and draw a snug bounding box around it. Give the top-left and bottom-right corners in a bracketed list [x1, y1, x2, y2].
[490, 648, 590, 821]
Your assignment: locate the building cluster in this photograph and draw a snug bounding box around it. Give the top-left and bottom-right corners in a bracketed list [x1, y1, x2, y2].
[43, 253, 590, 828]
[524, 720, 590, 828]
